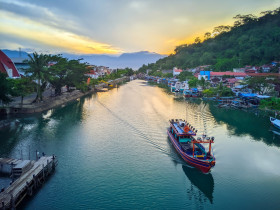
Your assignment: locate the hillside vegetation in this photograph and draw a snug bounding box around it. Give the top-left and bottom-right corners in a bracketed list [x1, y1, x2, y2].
[139, 7, 280, 73]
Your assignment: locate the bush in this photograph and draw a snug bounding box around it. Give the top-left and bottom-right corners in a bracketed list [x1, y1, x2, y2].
[260, 97, 280, 111]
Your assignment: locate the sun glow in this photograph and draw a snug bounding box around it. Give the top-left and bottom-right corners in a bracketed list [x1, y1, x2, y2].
[0, 11, 121, 54]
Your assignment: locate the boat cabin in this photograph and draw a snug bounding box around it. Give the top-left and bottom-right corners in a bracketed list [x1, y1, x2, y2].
[169, 119, 214, 159]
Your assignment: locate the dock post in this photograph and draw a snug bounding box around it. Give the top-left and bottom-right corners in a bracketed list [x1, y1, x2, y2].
[33, 174, 37, 189]
[47, 160, 49, 175]
[10, 194, 15, 210]
[11, 162, 15, 182]
[2, 201, 5, 210]
[42, 164, 45, 181]
[52, 155, 56, 170]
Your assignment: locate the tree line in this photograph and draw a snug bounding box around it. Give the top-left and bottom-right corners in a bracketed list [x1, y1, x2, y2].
[0, 53, 134, 105]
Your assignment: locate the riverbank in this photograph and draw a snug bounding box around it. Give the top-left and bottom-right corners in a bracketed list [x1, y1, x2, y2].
[0, 77, 129, 116]
[147, 80, 280, 116]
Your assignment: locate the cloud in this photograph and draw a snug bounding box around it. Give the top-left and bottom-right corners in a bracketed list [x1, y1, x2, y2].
[0, 0, 81, 35]
[1, 0, 280, 54]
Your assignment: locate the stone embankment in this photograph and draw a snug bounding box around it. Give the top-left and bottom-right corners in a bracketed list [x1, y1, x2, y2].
[0, 77, 128, 115]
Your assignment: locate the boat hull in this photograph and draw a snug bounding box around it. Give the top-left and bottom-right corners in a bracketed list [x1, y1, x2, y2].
[167, 129, 215, 173]
[270, 117, 280, 129]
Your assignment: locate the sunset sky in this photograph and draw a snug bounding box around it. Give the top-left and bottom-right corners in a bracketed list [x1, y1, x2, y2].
[1, 0, 279, 55]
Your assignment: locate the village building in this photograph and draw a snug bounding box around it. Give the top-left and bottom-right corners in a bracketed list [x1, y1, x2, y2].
[173, 67, 183, 76]
[85, 65, 112, 79]
[85, 70, 99, 79]
[198, 71, 211, 80]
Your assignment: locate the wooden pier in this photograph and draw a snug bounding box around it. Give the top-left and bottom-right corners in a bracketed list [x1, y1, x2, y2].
[0, 156, 57, 209]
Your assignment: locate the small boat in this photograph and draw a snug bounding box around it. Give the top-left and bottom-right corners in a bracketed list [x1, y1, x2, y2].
[270, 117, 280, 129]
[183, 89, 192, 98]
[167, 119, 215, 173]
[183, 88, 199, 98]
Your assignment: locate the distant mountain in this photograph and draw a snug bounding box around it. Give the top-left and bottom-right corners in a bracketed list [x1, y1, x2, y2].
[62, 51, 166, 70]
[1, 49, 165, 70]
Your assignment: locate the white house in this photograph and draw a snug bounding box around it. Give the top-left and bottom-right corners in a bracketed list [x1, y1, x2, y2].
[85, 70, 99, 79]
[173, 67, 183, 76]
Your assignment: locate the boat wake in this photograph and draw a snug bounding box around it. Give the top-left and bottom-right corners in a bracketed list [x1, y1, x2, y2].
[96, 100, 188, 165]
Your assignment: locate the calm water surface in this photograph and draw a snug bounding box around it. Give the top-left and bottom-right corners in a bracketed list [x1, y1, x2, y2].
[1, 80, 280, 209]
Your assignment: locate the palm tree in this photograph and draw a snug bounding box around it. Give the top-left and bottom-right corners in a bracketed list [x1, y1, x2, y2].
[26, 52, 49, 102]
[217, 82, 224, 97]
[199, 77, 210, 90]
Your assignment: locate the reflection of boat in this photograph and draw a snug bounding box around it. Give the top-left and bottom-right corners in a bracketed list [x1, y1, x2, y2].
[270, 117, 280, 129]
[182, 165, 214, 204]
[167, 119, 216, 173]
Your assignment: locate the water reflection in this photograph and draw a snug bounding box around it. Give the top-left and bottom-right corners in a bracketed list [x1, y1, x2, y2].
[182, 165, 214, 204]
[0, 96, 87, 158]
[209, 104, 280, 147]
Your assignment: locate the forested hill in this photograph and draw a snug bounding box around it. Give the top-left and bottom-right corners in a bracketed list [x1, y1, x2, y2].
[139, 7, 280, 73]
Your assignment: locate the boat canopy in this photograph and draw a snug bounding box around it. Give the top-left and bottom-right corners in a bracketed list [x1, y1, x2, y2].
[256, 95, 271, 99]
[191, 88, 198, 92]
[238, 93, 257, 98]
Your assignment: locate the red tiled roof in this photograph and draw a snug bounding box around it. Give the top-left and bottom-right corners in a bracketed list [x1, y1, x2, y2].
[227, 78, 238, 83]
[210, 72, 246, 77]
[174, 69, 183, 72]
[0, 50, 20, 77]
[247, 73, 280, 77]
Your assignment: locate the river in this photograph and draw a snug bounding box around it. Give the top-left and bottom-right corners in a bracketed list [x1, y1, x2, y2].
[1, 80, 280, 209]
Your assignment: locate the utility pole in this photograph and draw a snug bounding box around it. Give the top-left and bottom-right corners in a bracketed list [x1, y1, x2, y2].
[238, 58, 242, 67]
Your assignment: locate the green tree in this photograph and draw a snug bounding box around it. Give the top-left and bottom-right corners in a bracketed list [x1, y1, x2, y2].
[244, 77, 274, 95]
[194, 37, 201, 44]
[202, 88, 215, 97]
[204, 32, 211, 40]
[198, 77, 210, 90]
[12, 77, 35, 105]
[65, 60, 88, 91]
[177, 71, 193, 81]
[163, 73, 173, 78]
[188, 77, 199, 88]
[48, 56, 69, 95]
[25, 52, 49, 102]
[214, 58, 238, 71]
[0, 73, 13, 105]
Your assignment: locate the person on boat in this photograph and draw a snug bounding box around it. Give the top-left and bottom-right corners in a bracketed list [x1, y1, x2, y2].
[184, 125, 189, 133]
[202, 134, 206, 140]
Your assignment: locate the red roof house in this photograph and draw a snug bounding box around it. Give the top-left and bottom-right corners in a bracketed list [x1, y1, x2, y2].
[210, 72, 247, 77]
[0, 50, 20, 78]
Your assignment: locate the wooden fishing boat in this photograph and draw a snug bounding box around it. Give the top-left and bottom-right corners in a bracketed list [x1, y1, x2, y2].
[270, 117, 280, 129]
[167, 119, 215, 173]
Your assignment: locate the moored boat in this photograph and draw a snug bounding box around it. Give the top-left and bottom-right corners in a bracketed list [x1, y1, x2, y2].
[183, 88, 199, 98]
[167, 119, 215, 173]
[270, 117, 280, 129]
[183, 89, 192, 98]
